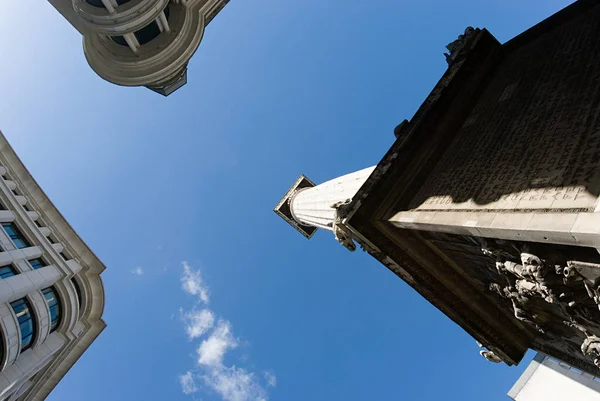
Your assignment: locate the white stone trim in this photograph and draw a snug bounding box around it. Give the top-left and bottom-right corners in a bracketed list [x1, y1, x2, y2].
[72, 0, 170, 35]
[83, 1, 207, 86]
[389, 210, 600, 248]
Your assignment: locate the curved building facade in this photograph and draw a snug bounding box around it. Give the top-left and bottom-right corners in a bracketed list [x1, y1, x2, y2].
[48, 0, 231, 95]
[0, 131, 105, 400]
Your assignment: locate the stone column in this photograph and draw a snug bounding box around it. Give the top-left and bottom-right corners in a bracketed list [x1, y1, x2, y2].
[275, 166, 375, 250]
[290, 166, 375, 229]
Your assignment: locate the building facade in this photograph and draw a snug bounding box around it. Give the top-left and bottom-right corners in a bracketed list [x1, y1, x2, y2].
[48, 0, 230, 95]
[508, 353, 600, 401]
[0, 131, 106, 400]
[275, 0, 600, 375]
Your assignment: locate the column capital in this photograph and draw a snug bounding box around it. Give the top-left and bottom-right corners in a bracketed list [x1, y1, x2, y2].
[274, 175, 317, 239]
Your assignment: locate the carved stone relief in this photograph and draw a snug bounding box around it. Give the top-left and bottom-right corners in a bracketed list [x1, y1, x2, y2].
[444, 26, 479, 65]
[481, 241, 600, 369]
[477, 341, 503, 363]
[329, 199, 357, 252]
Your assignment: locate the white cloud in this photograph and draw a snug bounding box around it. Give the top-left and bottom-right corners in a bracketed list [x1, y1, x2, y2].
[132, 266, 144, 276]
[179, 371, 198, 395]
[181, 261, 210, 304]
[178, 262, 273, 401]
[263, 371, 276, 388]
[197, 320, 238, 367]
[181, 308, 215, 340]
[203, 366, 267, 401]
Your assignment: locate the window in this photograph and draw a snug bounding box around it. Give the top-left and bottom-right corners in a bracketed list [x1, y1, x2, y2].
[2, 223, 30, 249]
[71, 278, 83, 312]
[34, 220, 42, 228]
[42, 288, 61, 332]
[86, 0, 130, 7]
[0, 265, 15, 279]
[60, 252, 69, 261]
[22, 204, 31, 212]
[111, 3, 169, 46]
[47, 235, 56, 245]
[29, 258, 45, 270]
[10, 298, 35, 351]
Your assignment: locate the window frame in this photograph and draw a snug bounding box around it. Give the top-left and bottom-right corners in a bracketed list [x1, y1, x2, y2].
[28, 258, 46, 270]
[42, 287, 61, 333]
[71, 277, 84, 317]
[0, 264, 16, 279]
[10, 298, 36, 352]
[2, 223, 31, 249]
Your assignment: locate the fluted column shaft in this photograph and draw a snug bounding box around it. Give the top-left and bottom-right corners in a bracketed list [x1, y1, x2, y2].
[290, 166, 375, 230]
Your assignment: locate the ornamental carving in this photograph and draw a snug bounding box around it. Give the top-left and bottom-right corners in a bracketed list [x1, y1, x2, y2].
[444, 26, 479, 65]
[329, 199, 356, 252]
[477, 341, 502, 363]
[482, 243, 600, 369]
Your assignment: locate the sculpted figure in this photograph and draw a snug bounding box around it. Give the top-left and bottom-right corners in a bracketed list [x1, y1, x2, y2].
[329, 201, 356, 252]
[476, 341, 502, 364]
[489, 283, 545, 333]
[582, 336, 600, 368]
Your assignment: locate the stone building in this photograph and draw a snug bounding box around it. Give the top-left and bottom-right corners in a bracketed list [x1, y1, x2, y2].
[0, 131, 106, 400]
[275, 0, 600, 374]
[48, 0, 230, 95]
[508, 353, 600, 401]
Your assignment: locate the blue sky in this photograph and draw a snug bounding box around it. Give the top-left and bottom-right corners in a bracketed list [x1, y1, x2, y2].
[0, 0, 575, 400]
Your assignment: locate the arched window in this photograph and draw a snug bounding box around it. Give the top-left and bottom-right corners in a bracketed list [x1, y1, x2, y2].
[86, 0, 130, 7]
[71, 277, 83, 313]
[111, 2, 170, 46]
[10, 299, 35, 352]
[42, 288, 61, 332]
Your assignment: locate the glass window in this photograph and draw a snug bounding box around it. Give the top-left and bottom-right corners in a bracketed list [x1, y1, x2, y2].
[86, 0, 130, 7]
[42, 288, 61, 332]
[29, 258, 45, 270]
[10, 298, 35, 351]
[2, 223, 30, 249]
[111, 4, 169, 46]
[60, 252, 69, 261]
[0, 265, 15, 279]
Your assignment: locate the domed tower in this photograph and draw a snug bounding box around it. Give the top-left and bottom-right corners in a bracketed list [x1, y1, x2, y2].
[48, 0, 230, 95]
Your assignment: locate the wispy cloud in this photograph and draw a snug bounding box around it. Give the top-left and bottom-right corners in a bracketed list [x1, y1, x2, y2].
[179, 371, 198, 395]
[264, 371, 276, 388]
[178, 262, 274, 401]
[203, 366, 267, 401]
[181, 308, 215, 340]
[132, 266, 144, 276]
[197, 320, 238, 367]
[181, 261, 210, 304]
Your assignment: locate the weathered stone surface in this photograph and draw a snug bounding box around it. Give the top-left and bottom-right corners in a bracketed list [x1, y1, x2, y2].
[409, 4, 600, 213]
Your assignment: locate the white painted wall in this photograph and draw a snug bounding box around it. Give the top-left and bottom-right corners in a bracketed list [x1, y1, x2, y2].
[510, 355, 600, 401]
